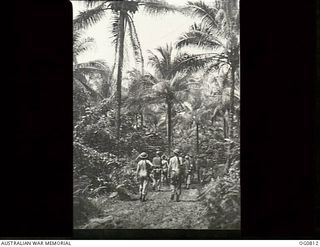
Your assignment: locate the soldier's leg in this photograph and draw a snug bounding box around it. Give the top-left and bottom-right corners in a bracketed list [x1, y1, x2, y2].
[186, 174, 190, 189]
[139, 178, 143, 200]
[142, 178, 149, 201]
[170, 177, 175, 200]
[176, 176, 182, 202]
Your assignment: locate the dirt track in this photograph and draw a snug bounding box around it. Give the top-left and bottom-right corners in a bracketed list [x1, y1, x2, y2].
[83, 184, 209, 229]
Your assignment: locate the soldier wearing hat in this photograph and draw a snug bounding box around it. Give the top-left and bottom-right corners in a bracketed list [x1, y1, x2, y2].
[168, 149, 183, 202]
[184, 155, 194, 189]
[161, 154, 169, 185]
[151, 150, 162, 191]
[136, 152, 153, 202]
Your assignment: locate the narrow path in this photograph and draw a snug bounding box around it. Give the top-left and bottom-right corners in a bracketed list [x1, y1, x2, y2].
[86, 184, 209, 229]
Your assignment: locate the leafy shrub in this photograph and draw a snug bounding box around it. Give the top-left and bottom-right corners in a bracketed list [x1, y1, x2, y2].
[202, 161, 240, 229]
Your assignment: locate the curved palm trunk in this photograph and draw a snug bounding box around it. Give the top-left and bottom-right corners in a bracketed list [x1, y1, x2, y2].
[116, 12, 125, 142]
[167, 99, 172, 156]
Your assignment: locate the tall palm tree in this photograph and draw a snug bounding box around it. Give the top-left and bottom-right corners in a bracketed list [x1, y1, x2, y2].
[148, 43, 199, 154]
[151, 74, 196, 155]
[124, 69, 156, 128]
[73, 0, 178, 141]
[177, 0, 240, 140]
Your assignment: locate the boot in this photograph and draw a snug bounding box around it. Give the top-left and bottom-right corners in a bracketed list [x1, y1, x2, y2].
[176, 194, 180, 202]
[170, 194, 174, 201]
[139, 193, 143, 201]
[142, 194, 146, 202]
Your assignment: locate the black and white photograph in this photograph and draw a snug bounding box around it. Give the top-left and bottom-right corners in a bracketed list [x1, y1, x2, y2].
[72, 0, 240, 230]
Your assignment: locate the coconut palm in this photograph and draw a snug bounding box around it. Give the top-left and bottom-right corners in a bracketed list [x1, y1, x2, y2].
[148, 43, 200, 154]
[177, 0, 240, 139]
[73, 25, 113, 100]
[124, 69, 157, 128]
[73, 0, 178, 141]
[151, 74, 197, 155]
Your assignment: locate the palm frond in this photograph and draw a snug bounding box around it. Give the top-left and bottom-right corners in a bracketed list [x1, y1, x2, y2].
[74, 71, 104, 100]
[125, 13, 144, 74]
[172, 53, 218, 74]
[148, 50, 165, 78]
[183, 1, 218, 29]
[83, 0, 106, 8]
[176, 23, 223, 50]
[73, 2, 107, 30]
[109, 12, 120, 45]
[73, 37, 95, 56]
[140, 0, 178, 15]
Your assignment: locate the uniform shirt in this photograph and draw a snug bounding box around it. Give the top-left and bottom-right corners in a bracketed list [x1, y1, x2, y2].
[136, 159, 153, 178]
[161, 160, 168, 170]
[168, 156, 183, 175]
[184, 159, 193, 171]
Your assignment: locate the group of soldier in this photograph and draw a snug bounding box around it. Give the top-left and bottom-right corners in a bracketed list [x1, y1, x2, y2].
[136, 148, 211, 202]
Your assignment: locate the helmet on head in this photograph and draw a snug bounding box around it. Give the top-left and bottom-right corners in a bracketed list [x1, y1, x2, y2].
[156, 150, 161, 155]
[185, 155, 189, 159]
[161, 155, 167, 160]
[139, 152, 148, 159]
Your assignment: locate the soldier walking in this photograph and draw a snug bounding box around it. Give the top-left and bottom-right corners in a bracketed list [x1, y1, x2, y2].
[168, 149, 183, 202]
[152, 151, 162, 191]
[136, 152, 153, 202]
[161, 154, 169, 186]
[184, 155, 194, 189]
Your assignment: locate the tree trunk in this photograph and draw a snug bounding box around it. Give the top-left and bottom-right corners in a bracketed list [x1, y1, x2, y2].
[116, 11, 125, 142]
[223, 115, 228, 139]
[236, 110, 240, 139]
[196, 122, 199, 155]
[229, 64, 236, 140]
[167, 99, 172, 156]
[225, 64, 236, 171]
[140, 111, 144, 129]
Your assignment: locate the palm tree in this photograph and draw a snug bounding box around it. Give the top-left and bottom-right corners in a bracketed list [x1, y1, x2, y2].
[73, 0, 178, 141]
[148, 43, 198, 154]
[73, 24, 113, 100]
[177, 0, 240, 140]
[151, 74, 196, 155]
[124, 69, 157, 128]
[73, 28, 113, 125]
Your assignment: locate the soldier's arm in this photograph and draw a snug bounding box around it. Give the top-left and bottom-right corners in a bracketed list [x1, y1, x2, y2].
[136, 162, 140, 177]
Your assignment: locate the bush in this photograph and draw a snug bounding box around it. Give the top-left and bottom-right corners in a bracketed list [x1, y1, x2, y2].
[202, 161, 240, 229]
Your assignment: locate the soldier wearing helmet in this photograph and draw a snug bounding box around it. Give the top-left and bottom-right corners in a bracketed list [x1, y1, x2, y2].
[136, 152, 153, 202]
[168, 149, 183, 202]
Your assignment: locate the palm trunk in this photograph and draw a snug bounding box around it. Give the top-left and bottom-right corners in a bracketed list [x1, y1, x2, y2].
[167, 99, 172, 156]
[116, 11, 125, 142]
[236, 110, 240, 139]
[196, 122, 199, 154]
[223, 115, 228, 139]
[226, 64, 236, 171]
[140, 111, 144, 129]
[229, 64, 236, 140]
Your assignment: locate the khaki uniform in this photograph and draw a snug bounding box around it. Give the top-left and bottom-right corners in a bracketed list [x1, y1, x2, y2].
[152, 156, 162, 190]
[168, 156, 183, 199]
[161, 159, 169, 185]
[184, 159, 194, 188]
[136, 159, 153, 198]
